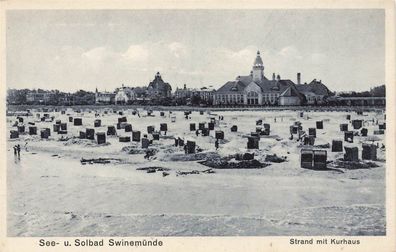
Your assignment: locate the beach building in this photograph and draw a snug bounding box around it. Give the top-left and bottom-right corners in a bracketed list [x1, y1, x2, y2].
[114, 85, 136, 105]
[295, 79, 332, 105]
[213, 50, 332, 106]
[26, 90, 56, 104]
[95, 88, 116, 104]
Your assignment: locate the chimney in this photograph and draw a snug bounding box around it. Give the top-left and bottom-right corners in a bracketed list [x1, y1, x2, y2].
[319, 80, 322, 83]
[297, 73, 301, 85]
[272, 73, 275, 81]
[183, 84, 186, 90]
[276, 74, 281, 81]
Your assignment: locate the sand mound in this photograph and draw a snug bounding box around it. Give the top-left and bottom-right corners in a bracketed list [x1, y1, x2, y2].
[136, 167, 171, 173]
[329, 159, 380, 169]
[265, 154, 287, 163]
[161, 151, 220, 162]
[199, 158, 269, 169]
[121, 146, 146, 155]
[63, 138, 110, 147]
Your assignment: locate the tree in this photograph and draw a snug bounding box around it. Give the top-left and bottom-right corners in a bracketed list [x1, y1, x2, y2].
[72, 90, 95, 105]
[7, 89, 30, 105]
[371, 85, 385, 97]
[191, 95, 201, 106]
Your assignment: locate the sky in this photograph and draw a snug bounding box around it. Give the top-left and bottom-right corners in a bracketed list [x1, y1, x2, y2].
[6, 9, 384, 92]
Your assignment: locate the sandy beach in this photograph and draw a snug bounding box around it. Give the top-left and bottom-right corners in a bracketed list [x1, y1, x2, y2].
[7, 108, 386, 236]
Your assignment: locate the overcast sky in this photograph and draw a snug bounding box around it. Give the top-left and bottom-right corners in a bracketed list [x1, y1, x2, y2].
[7, 9, 384, 92]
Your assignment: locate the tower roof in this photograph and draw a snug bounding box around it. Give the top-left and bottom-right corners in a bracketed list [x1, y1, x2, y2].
[253, 50, 263, 66]
[148, 72, 172, 91]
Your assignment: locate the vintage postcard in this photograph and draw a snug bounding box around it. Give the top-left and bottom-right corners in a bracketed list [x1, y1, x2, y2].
[0, 0, 395, 251]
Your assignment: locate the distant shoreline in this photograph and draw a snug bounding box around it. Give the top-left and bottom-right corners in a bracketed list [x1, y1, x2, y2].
[6, 104, 385, 113]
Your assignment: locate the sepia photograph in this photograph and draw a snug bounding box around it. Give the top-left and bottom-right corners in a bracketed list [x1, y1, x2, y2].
[1, 3, 394, 250]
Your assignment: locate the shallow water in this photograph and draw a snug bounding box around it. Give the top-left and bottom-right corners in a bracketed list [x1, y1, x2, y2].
[7, 150, 385, 236]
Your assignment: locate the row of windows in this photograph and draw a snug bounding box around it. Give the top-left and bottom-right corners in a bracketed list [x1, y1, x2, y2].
[307, 96, 321, 102]
[215, 93, 279, 102]
[263, 93, 279, 98]
[216, 94, 243, 103]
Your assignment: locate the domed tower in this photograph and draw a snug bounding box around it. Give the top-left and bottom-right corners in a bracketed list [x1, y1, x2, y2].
[252, 50, 264, 82]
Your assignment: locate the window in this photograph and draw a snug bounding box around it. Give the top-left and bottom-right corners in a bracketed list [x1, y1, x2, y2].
[247, 91, 259, 105]
[247, 91, 259, 97]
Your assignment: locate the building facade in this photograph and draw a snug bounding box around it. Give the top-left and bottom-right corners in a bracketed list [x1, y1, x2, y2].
[26, 91, 55, 104]
[175, 84, 194, 99]
[295, 79, 332, 105]
[175, 85, 216, 104]
[95, 88, 116, 104]
[147, 72, 172, 99]
[214, 51, 304, 106]
[332, 96, 386, 106]
[114, 85, 136, 104]
[194, 87, 216, 104]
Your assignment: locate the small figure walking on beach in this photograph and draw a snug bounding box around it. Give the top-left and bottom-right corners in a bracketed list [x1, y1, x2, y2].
[183, 144, 187, 154]
[215, 139, 219, 150]
[13, 145, 17, 156]
[16, 144, 21, 157]
[195, 130, 199, 137]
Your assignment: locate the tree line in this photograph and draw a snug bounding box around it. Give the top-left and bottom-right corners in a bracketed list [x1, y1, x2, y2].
[7, 89, 95, 106]
[337, 85, 385, 97]
[6, 85, 385, 106]
[6, 88, 213, 106]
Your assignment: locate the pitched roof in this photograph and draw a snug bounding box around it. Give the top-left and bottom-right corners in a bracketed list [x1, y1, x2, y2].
[217, 77, 303, 98]
[148, 73, 172, 91]
[295, 79, 331, 96]
[278, 80, 305, 100]
[216, 81, 247, 93]
[238, 75, 253, 85]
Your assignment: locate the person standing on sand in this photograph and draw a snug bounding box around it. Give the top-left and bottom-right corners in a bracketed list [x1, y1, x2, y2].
[13, 145, 17, 156]
[24, 141, 28, 151]
[16, 144, 21, 157]
[195, 130, 199, 137]
[215, 139, 219, 150]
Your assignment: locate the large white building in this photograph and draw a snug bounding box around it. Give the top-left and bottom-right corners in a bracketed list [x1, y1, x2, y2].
[114, 85, 136, 104]
[214, 51, 330, 106]
[95, 88, 115, 104]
